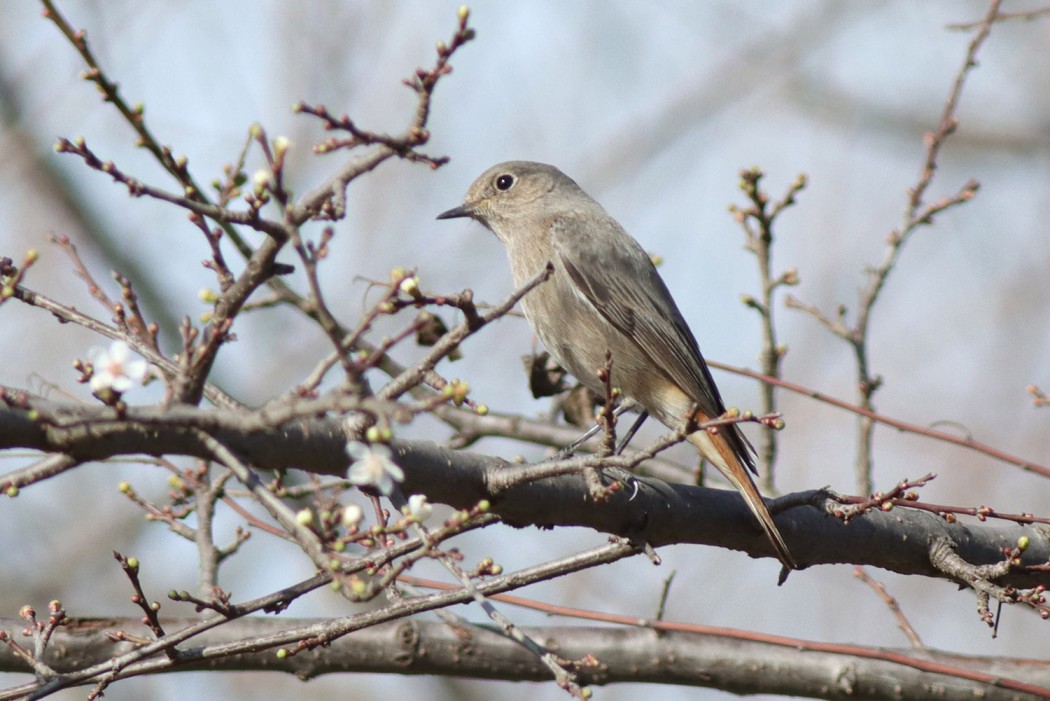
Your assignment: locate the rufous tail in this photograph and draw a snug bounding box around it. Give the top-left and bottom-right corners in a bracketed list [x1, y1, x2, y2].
[687, 426, 797, 571]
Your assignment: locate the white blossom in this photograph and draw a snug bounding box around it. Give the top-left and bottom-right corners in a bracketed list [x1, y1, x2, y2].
[398, 275, 420, 295]
[341, 503, 364, 529]
[404, 494, 432, 522]
[88, 340, 148, 394]
[346, 442, 403, 496]
[252, 168, 271, 190]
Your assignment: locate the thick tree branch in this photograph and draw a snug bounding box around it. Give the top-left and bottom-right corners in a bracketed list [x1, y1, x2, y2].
[1, 396, 1047, 590]
[1, 618, 1048, 700]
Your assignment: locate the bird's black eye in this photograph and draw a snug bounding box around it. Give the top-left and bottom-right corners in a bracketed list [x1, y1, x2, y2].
[495, 174, 515, 191]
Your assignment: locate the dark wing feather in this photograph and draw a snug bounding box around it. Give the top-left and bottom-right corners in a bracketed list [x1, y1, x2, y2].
[551, 212, 756, 468]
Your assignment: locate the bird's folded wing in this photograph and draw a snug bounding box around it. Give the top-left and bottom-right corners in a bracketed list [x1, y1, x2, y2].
[549, 212, 725, 417]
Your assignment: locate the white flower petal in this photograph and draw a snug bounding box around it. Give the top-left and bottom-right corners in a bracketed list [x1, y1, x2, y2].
[108, 340, 130, 363]
[89, 371, 113, 392]
[345, 442, 403, 496]
[406, 494, 432, 521]
[341, 503, 364, 528]
[374, 473, 394, 496]
[86, 340, 147, 395]
[125, 358, 149, 383]
[345, 441, 369, 460]
[370, 443, 393, 460]
[347, 461, 376, 486]
[109, 375, 134, 393]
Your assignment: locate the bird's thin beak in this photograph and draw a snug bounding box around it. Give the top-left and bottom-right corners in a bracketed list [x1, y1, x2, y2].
[436, 203, 474, 220]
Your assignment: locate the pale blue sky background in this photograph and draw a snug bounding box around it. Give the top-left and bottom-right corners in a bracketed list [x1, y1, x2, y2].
[1, 2, 1049, 700]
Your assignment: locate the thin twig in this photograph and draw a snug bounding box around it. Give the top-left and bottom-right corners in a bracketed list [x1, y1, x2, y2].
[709, 360, 1050, 478]
[853, 567, 925, 649]
[787, 0, 999, 494]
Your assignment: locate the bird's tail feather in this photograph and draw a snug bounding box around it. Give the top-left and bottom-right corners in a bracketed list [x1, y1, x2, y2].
[687, 422, 797, 571]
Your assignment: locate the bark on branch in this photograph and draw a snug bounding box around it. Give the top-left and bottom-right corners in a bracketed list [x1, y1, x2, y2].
[1, 396, 1047, 589]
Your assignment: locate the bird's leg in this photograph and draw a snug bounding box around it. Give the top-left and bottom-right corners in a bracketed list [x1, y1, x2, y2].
[555, 402, 636, 458]
[555, 422, 601, 458]
[614, 410, 648, 455]
[610, 409, 649, 501]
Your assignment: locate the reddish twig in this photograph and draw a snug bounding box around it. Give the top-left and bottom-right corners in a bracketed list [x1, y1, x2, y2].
[398, 574, 1050, 698]
[710, 360, 1050, 479]
[785, 0, 1000, 495]
[831, 474, 935, 524]
[853, 567, 925, 649]
[947, 6, 1050, 30]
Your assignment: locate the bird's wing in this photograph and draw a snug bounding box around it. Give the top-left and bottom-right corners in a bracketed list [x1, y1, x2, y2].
[549, 211, 726, 417]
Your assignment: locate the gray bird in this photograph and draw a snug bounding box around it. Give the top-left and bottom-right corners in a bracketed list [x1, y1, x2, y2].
[438, 161, 796, 570]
